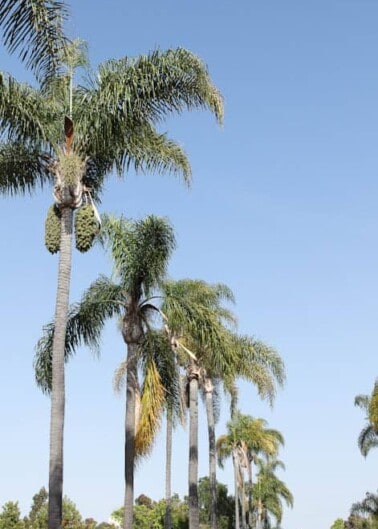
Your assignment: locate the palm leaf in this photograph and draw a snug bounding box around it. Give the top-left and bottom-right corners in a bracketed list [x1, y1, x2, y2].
[0, 0, 69, 81]
[0, 141, 52, 195]
[34, 276, 124, 393]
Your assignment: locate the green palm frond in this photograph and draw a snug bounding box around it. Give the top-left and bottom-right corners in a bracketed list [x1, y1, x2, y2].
[73, 48, 223, 180]
[225, 335, 285, 407]
[0, 141, 52, 195]
[216, 434, 233, 468]
[81, 48, 223, 125]
[0, 0, 69, 81]
[358, 425, 378, 457]
[34, 276, 123, 393]
[77, 113, 192, 184]
[161, 279, 236, 372]
[0, 73, 58, 144]
[355, 394, 370, 414]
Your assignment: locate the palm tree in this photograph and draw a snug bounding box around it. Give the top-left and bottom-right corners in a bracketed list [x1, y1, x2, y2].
[0, 0, 68, 81]
[2, 44, 223, 529]
[217, 414, 284, 529]
[252, 457, 293, 529]
[355, 380, 378, 457]
[351, 491, 378, 526]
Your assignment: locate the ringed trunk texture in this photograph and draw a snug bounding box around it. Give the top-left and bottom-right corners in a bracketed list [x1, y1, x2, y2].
[188, 364, 200, 529]
[164, 410, 173, 529]
[123, 342, 139, 529]
[204, 378, 217, 529]
[232, 450, 240, 529]
[48, 207, 73, 529]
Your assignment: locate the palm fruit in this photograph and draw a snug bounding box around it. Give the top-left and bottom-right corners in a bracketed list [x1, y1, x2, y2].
[45, 205, 61, 254]
[74, 204, 99, 252]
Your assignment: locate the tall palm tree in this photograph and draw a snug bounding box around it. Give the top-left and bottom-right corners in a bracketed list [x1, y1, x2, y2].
[217, 414, 284, 529]
[355, 380, 378, 457]
[0, 0, 68, 81]
[2, 45, 223, 529]
[252, 457, 293, 529]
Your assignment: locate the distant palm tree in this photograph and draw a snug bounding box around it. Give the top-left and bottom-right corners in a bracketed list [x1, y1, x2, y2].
[252, 457, 293, 529]
[355, 380, 378, 457]
[351, 491, 378, 525]
[217, 414, 284, 529]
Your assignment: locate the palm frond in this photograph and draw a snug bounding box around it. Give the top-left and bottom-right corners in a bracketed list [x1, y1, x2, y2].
[358, 425, 378, 457]
[81, 48, 223, 124]
[73, 48, 222, 180]
[0, 73, 59, 144]
[34, 276, 123, 393]
[135, 329, 183, 459]
[0, 141, 53, 195]
[216, 434, 233, 468]
[229, 335, 285, 407]
[0, 0, 69, 81]
[355, 394, 370, 414]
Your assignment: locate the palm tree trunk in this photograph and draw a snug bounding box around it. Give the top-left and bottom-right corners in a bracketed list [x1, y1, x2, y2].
[124, 342, 138, 529]
[241, 481, 247, 529]
[48, 207, 73, 529]
[232, 450, 240, 529]
[247, 459, 253, 529]
[165, 409, 173, 529]
[204, 376, 217, 529]
[188, 363, 200, 529]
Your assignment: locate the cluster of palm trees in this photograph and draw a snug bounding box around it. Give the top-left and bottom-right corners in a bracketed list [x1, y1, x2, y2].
[0, 3, 291, 529]
[34, 213, 291, 529]
[217, 413, 292, 529]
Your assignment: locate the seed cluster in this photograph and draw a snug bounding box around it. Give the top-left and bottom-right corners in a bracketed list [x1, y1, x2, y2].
[45, 205, 61, 254]
[75, 205, 100, 253]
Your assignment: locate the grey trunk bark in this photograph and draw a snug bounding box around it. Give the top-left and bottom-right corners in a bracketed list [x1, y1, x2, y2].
[247, 459, 253, 529]
[48, 207, 73, 529]
[204, 379, 217, 529]
[123, 342, 138, 529]
[164, 410, 173, 529]
[232, 450, 240, 529]
[188, 368, 199, 529]
[241, 481, 247, 529]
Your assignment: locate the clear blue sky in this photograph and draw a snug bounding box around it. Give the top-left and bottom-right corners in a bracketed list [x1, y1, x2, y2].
[1, 2, 378, 528]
